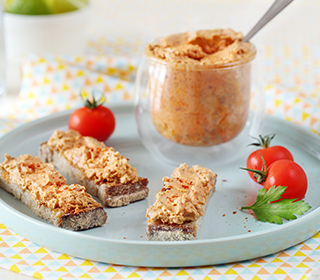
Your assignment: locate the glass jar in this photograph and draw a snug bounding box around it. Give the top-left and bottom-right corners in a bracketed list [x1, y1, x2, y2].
[135, 34, 264, 166]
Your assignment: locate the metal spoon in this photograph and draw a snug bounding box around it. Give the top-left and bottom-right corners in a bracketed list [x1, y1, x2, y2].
[243, 0, 294, 42]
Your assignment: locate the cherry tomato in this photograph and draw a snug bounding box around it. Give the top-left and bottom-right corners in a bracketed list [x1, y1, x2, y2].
[247, 146, 294, 182]
[69, 105, 115, 142]
[246, 134, 293, 183]
[263, 159, 308, 201]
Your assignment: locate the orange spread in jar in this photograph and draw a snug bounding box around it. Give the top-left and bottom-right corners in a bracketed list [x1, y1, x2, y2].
[146, 28, 256, 146]
[47, 130, 139, 184]
[0, 154, 102, 215]
[146, 163, 217, 225]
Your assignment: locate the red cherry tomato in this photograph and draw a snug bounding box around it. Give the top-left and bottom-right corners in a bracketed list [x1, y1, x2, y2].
[263, 159, 308, 201]
[69, 105, 115, 142]
[247, 146, 294, 183]
[246, 134, 293, 183]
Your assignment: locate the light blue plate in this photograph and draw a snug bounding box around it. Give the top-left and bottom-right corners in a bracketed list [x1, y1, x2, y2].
[0, 104, 320, 267]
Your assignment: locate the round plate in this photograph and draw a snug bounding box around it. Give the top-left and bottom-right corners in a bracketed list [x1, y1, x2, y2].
[0, 104, 320, 267]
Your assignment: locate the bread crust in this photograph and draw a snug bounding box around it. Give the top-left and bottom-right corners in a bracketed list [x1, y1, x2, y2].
[147, 221, 198, 241]
[0, 156, 107, 231]
[39, 142, 149, 207]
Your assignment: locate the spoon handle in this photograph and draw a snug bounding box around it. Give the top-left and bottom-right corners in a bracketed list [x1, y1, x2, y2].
[243, 0, 294, 42]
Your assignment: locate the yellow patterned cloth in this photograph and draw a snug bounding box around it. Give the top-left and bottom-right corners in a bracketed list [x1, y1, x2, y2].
[1, 45, 320, 137]
[1, 54, 139, 129]
[0, 43, 320, 280]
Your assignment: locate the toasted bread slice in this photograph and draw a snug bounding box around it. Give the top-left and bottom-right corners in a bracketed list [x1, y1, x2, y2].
[39, 130, 149, 207]
[146, 163, 217, 241]
[0, 154, 107, 231]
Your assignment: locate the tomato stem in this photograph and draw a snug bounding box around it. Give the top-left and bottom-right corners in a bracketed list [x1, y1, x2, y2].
[240, 152, 268, 184]
[80, 89, 106, 110]
[249, 134, 276, 149]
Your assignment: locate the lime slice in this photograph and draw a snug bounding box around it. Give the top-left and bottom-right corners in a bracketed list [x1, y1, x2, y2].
[45, 0, 88, 14]
[5, 0, 52, 15]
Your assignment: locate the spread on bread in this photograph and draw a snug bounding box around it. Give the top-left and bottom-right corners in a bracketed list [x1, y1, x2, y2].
[39, 129, 149, 207]
[0, 154, 107, 231]
[146, 163, 217, 241]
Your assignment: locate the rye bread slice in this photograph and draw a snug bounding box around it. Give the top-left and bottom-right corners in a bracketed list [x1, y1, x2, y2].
[146, 187, 215, 241]
[0, 154, 107, 231]
[39, 141, 149, 207]
[146, 164, 217, 241]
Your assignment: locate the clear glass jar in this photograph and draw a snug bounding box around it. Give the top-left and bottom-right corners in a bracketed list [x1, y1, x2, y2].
[135, 39, 264, 167]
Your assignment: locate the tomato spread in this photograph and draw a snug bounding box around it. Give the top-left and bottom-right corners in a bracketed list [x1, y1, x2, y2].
[47, 130, 139, 184]
[145, 28, 256, 146]
[0, 154, 102, 215]
[146, 163, 217, 224]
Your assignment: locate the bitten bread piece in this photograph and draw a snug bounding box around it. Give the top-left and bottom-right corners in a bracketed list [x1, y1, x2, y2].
[146, 163, 217, 241]
[39, 129, 149, 207]
[0, 154, 107, 231]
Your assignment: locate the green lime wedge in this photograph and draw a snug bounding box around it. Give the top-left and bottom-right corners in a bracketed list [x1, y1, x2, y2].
[45, 0, 88, 14]
[5, 0, 52, 15]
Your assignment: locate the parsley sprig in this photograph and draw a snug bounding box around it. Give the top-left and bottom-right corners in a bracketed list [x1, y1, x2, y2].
[241, 186, 311, 224]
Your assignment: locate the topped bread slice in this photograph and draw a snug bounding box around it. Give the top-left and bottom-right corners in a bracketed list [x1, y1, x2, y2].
[0, 154, 107, 231]
[39, 129, 149, 207]
[146, 163, 217, 241]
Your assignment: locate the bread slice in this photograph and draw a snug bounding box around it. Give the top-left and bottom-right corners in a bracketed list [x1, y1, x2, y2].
[0, 154, 107, 231]
[39, 130, 149, 207]
[146, 163, 217, 241]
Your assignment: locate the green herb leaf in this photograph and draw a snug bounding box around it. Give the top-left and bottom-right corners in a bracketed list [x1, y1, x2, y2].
[241, 186, 311, 224]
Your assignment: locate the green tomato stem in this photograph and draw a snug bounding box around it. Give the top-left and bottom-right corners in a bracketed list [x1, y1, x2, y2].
[249, 133, 276, 149]
[240, 152, 268, 184]
[81, 90, 105, 110]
